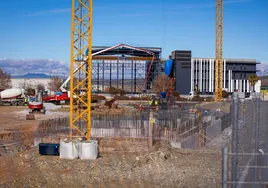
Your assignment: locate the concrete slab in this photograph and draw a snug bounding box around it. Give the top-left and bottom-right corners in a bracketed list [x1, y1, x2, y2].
[170, 142, 182, 149]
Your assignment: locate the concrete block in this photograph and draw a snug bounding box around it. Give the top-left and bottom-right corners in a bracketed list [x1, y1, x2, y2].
[170, 142, 182, 149]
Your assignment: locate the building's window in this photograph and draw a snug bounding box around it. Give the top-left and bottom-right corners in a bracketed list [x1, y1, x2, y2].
[244, 67, 246, 70]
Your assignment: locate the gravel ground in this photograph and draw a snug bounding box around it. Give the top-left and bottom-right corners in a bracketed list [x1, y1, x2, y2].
[0, 104, 225, 187]
[15, 109, 69, 121]
[0, 143, 222, 188]
[43, 103, 61, 111]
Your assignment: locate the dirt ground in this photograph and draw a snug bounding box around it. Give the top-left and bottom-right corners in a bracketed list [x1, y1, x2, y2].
[0, 143, 222, 188]
[0, 104, 224, 188]
[0, 106, 39, 150]
[0, 106, 39, 131]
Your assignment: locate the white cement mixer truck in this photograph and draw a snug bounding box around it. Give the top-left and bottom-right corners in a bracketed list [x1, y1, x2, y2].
[0, 88, 27, 106]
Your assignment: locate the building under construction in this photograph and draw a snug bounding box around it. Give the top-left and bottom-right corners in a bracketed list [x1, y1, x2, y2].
[91, 44, 162, 93]
[89, 44, 259, 95]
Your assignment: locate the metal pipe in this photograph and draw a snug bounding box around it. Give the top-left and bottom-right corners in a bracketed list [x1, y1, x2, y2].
[222, 146, 228, 188]
[231, 93, 238, 188]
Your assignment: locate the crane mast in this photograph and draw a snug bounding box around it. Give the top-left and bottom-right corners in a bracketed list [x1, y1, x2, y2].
[215, 0, 223, 101]
[69, 0, 92, 140]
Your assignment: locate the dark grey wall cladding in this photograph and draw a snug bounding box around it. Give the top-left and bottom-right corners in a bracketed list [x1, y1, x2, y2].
[172, 50, 192, 95]
[175, 61, 191, 94]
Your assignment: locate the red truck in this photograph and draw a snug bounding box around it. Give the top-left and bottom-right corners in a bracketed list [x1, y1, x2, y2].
[42, 91, 70, 105]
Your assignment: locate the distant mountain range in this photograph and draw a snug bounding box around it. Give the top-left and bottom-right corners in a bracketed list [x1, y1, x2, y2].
[1, 58, 267, 78]
[257, 63, 268, 76]
[12, 73, 53, 79]
[0, 58, 69, 76]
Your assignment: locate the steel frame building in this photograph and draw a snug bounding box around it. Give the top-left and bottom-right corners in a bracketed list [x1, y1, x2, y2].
[91, 44, 162, 93]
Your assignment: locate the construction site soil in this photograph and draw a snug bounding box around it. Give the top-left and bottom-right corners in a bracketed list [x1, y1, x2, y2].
[0, 144, 222, 188]
[0, 104, 224, 188]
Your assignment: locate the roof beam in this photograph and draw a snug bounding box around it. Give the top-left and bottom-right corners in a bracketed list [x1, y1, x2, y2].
[92, 56, 153, 61]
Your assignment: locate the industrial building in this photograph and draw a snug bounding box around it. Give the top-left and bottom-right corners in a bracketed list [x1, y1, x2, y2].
[90, 44, 162, 93]
[165, 50, 260, 95]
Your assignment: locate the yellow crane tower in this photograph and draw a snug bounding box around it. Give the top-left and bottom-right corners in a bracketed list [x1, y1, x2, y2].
[69, 0, 93, 140]
[215, 0, 223, 101]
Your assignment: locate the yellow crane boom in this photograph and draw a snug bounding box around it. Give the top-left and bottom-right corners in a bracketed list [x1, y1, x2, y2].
[69, 0, 93, 140]
[215, 0, 223, 101]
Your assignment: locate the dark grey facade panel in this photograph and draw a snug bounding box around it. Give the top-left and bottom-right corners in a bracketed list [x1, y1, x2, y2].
[175, 60, 191, 94]
[226, 63, 256, 72]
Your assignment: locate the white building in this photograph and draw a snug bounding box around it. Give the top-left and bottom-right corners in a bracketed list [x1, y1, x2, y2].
[190, 58, 260, 94]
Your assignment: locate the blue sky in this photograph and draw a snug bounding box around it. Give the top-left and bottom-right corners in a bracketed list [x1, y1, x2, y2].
[0, 0, 267, 63]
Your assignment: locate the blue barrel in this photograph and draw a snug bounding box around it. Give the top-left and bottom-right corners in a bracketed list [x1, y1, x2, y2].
[160, 91, 167, 99]
[39, 143, 60, 156]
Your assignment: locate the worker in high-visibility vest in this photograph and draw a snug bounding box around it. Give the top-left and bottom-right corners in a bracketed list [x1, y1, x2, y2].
[139, 104, 143, 111]
[24, 97, 28, 105]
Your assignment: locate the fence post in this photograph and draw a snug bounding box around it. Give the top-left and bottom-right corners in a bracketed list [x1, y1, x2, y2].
[222, 146, 229, 188]
[198, 110, 204, 149]
[253, 93, 261, 183]
[231, 93, 239, 188]
[148, 112, 155, 150]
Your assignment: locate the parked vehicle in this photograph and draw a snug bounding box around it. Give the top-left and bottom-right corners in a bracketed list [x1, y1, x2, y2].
[0, 88, 27, 106]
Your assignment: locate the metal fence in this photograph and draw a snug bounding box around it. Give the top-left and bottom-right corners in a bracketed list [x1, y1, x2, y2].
[222, 93, 268, 188]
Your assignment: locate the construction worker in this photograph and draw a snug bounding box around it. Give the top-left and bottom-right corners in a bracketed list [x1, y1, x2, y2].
[149, 99, 153, 106]
[155, 100, 158, 106]
[139, 104, 143, 111]
[24, 97, 28, 105]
